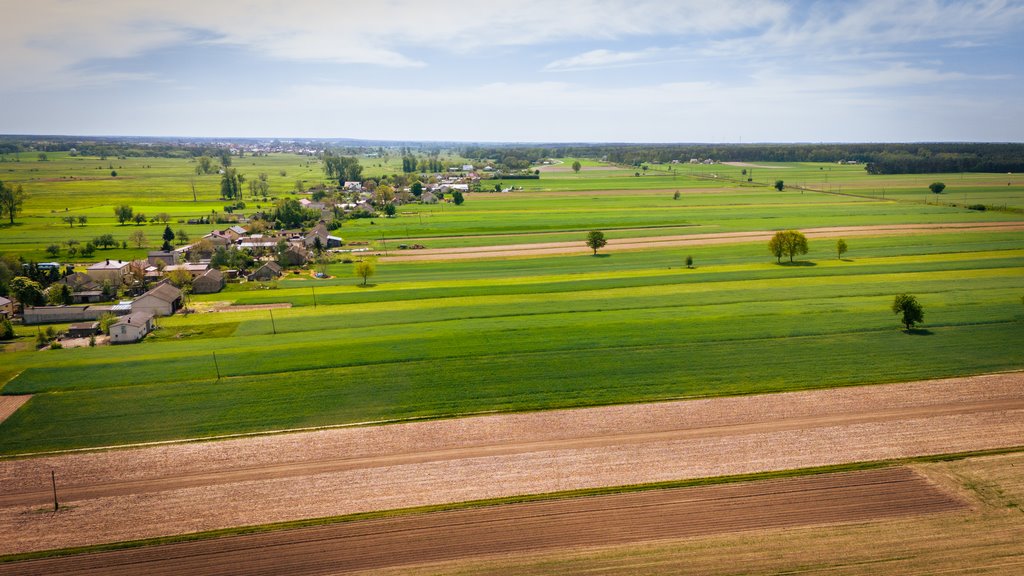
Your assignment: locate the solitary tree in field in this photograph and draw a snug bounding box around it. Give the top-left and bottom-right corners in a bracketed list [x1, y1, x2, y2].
[685, 255, 694, 269]
[836, 238, 848, 260]
[0, 181, 27, 224]
[586, 230, 607, 255]
[768, 230, 808, 263]
[354, 260, 375, 286]
[572, 160, 582, 175]
[774, 180, 785, 191]
[128, 229, 147, 248]
[114, 204, 133, 225]
[77, 215, 87, 226]
[452, 191, 465, 205]
[892, 293, 924, 330]
[161, 226, 175, 251]
[929, 182, 946, 194]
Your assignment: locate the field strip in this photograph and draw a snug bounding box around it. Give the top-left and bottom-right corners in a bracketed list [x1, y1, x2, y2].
[0, 396, 31, 425]
[0, 372, 1020, 555]
[3, 467, 966, 575]
[382, 221, 1024, 261]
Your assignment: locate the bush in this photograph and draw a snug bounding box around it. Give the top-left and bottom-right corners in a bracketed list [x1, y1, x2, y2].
[967, 203, 987, 211]
[0, 317, 14, 340]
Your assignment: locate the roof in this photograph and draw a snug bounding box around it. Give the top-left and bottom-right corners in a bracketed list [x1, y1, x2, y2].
[113, 311, 154, 328]
[88, 259, 130, 270]
[0, 296, 11, 306]
[196, 268, 224, 281]
[68, 322, 99, 330]
[257, 261, 283, 273]
[228, 225, 247, 234]
[140, 282, 182, 303]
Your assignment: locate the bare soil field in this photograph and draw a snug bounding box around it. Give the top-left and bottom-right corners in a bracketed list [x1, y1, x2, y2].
[383, 221, 1024, 261]
[3, 467, 965, 575]
[0, 396, 30, 425]
[0, 373, 1021, 555]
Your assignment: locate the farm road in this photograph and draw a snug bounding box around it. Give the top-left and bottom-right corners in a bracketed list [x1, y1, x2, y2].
[0, 373, 1021, 555]
[382, 221, 1024, 261]
[4, 467, 964, 575]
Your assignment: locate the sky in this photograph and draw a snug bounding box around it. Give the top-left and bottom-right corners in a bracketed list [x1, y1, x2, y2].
[2, 0, 1023, 143]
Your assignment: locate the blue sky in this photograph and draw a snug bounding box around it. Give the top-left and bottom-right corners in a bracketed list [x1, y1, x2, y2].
[2, 0, 1023, 142]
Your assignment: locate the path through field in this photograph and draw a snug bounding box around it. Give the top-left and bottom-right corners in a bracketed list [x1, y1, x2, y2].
[0, 373, 1020, 555]
[382, 221, 1024, 261]
[5, 467, 965, 575]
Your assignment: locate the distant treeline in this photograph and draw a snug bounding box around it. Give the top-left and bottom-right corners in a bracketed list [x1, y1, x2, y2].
[461, 143, 1024, 174]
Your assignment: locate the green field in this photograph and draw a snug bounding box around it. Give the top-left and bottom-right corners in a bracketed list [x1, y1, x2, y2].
[1, 154, 1022, 455]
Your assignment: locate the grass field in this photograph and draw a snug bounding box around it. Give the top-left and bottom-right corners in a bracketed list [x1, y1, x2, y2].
[1, 153, 1022, 455]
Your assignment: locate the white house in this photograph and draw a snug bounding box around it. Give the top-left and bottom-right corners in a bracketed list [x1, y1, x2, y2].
[131, 281, 182, 317]
[110, 312, 154, 344]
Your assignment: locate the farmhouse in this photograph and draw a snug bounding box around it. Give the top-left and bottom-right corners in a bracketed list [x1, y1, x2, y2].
[202, 231, 232, 247]
[148, 251, 179, 267]
[66, 322, 100, 338]
[131, 281, 182, 317]
[223, 225, 248, 240]
[191, 269, 225, 294]
[163, 263, 209, 277]
[0, 296, 12, 318]
[109, 312, 154, 344]
[87, 259, 133, 286]
[278, 245, 309, 267]
[248, 261, 283, 281]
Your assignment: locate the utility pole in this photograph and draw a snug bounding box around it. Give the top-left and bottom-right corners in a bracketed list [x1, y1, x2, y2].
[381, 233, 389, 257]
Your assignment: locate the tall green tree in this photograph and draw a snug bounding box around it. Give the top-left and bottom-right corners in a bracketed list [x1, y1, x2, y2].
[586, 230, 607, 255]
[836, 238, 848, 259]
[161, 225, 175, 251]
[774, 180, 785, 191]
[0, 181, 28, 224]
[114, 204, 133, 225]
[9, 277, 44, 310]
[929, 182, 946, 194]
[572, 160, 582, 174]
[892, 294, 924, 330]
[769, 230, 808, 263]
[220, 168, 242, 200]
[354, 260, 375, 286]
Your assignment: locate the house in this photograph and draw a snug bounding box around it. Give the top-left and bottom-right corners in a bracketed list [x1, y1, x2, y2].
[87, 259, 132, 286]
[71, 290, 105, 304]
[248, 261, 283, 282]
[191, 269, 225, 294]
[343, 181, 362, 190]
[148, 251, 179, 267]
[131, 281, 182, 317]
[66, 322, 100, 338]
[0, 296, 12, 318]
[55, 272, 99, 292]
[461, 164, 474, 172]
[202, 231, 233, 247]
[304, 222, 341, 249]
[223, 225, 248, 241]
[163, 263, 210, 278]
[277, 245, 308, 267]
[109, 312, 154, 344]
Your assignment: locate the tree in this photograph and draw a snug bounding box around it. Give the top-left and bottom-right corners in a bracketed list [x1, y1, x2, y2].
[452, 191, 465, 205]
[176, 229, 190, 245]
[836, 238, 848, 259]
[161, 225, 175, 251]
[384, 203, 397, 217]
[673, 190, 681, 200]
[166, 268, 193, 290]
[47, 283, 72, 305]
[0, 181, 27, 224]
[220, 168, 242, 200]
[929, 182, 946, 194]
[768, 230, 808, 263]
[114, 204, 133, 225]
[62, 215, 76, 227]
[158, 212, 171, 224]
[572, 160, 582, 174]
[0, 317, 14, 340]
[133, 212, 147, 225]
[94, 234, 116, 249]
[892, 294, 924, 330]
[312, 235, 325, 257]
[77, 215, 87, 226]
[774, 180, 785, 191]
[410, 181, 423, 197]
[128, 229, 147, 248]
[46, 244, 61, 257]
[10, 277, 44, 310]
[586, 230, 607, 255]
[354, 260, 375, 286]
[685, 255, 694, 269]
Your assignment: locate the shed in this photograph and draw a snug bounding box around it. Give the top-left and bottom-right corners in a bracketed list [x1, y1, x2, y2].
[67, 322, 100, 338]
[248, 261, 283, 282]
[192, 269, 226, 294]
[131, 281, 182, 317]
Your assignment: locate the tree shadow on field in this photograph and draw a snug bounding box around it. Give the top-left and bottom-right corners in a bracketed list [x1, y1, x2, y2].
[776, 260, 816, 267]
[840, 258, 855, 262]
[591, 254, 612, 258]
[356, 283, 378, 288]
[903, 328, 934, 336]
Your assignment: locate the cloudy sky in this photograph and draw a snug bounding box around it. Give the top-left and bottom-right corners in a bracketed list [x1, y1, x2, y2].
[2, 0, 1023, 142]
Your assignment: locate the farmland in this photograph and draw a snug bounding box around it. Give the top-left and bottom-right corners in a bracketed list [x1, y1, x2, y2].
[1, 154, 1023, 455]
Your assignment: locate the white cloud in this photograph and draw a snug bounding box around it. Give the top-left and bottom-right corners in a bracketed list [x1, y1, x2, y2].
[545, 49, 664, 71]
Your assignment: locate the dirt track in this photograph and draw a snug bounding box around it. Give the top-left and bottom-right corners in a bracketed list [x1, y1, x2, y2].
[5, 467, 964, 575]
[0, 396, 30, 425]
[0, 372, 1021, 555]
[381, 221, 1024, 261]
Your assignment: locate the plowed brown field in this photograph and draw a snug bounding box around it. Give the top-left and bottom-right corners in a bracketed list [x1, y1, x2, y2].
[1, 467, 965, 576]
[0, 372, 1021, 556]
[0, 396, 30, 425]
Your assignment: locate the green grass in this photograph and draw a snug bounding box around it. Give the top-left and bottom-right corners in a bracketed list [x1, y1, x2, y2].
[1, 154, 1023, 455]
